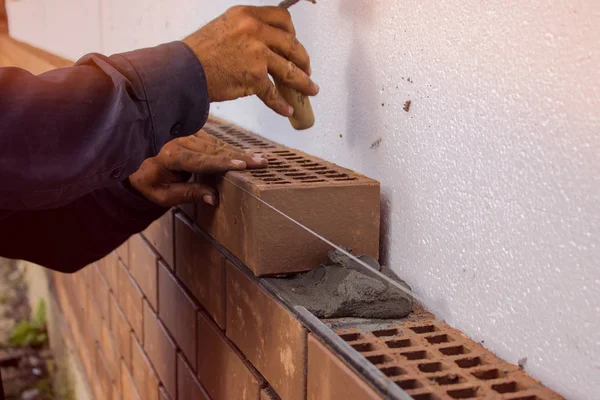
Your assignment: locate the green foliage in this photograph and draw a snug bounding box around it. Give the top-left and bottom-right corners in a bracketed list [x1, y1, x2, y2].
[9, 299, 48, 347]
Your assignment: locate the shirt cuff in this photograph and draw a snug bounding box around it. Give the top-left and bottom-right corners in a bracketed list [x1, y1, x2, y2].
[120, 41, 211, 155]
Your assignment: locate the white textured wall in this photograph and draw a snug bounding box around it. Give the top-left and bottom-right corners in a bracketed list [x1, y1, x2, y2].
[6, 0, 600, 398]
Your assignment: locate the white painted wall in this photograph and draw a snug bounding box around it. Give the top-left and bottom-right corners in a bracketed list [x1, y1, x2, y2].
[6, 0, 600, 398]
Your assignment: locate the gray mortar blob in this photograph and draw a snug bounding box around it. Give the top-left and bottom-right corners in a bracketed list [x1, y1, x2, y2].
[266, 249, 413, 319]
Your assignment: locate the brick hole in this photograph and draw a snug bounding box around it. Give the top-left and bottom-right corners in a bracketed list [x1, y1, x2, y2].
[508, 396, 538, 400]
[294, 176, 319, 181]
[372, 328, 399, 337]
[428, 374, 464, 386]
[439, 345, 469, 356]
[284, 155, 303, 160]
[492, 381, 522, 394]
[366, 354, 393, 365]
[454, 357, 482, 369]
[412, 394, 440, 400]
[285, 172, 309, 177]
[324, 173, 348, 178]
[267, 181, 292, 185]
[334, 177, 358, 181]
[303, 163, 322, 168]
[302, 179, 327, 183]
[410, 325, 438, 334]
[272, 150, 294, 155]
[379, 366, 406, 377]
[400, 350, 429, 360]
[418, 362, 444, 373]
[351, 342, 375, 352]
[395, 379, 423, 390]
[471, 368, 502, 380]
[307, 166, 328, 171]
[446, 387, 479, 399]
[339, 332, 362, 342]
[426, 334, 453, 344]
[386, 339, 412, 349]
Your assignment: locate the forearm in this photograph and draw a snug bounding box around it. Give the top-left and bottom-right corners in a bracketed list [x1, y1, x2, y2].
[0, 182, 167, 273]
[0, 41, 209, 210]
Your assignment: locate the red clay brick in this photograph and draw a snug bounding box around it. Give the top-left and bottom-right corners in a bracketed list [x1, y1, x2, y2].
[121, 360, 141, 400]
[226, 262, 306, 400]
[197, 311, 262, 400]
[175, 214, 225, 328]
[92, 263, 110, 321]
[110, 293, 132, 370]
[159, 386, 172, 400]
[261, 388, 280, 400]
[143, 300, 177, 399]
[307, 335, 381, 400]
[118, 261, 144, 343]
[131, 334, 160, 400]
[99, 251, 120, 295]
[115, 240, 130, 267]
[96, 343, 114, 399]
[143, 211, 174, 268]
[196, 120, 380, 276]
[158, 260, 198, 369]
[177, 353, 210, 400]
[100, 320, 120, 386]
[129, 233, 159, 310]
[88, 296, 103, 342]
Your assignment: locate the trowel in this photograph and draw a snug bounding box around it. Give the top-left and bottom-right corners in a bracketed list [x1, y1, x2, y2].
[277, 0, 316, 130]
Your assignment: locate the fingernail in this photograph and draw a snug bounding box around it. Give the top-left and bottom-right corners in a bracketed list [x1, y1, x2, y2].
[253, 156, 267, 164]
[308, 65, 312, 75]
[231, 159, 246, 167]
[287, 105, 295, 116]
[312, 82, 320, 94]
[203, 194, 216, 206]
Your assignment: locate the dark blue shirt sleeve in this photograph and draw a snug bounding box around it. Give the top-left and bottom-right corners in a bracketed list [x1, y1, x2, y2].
[0, 181, 168, 273]
[0, 41, 210, 210]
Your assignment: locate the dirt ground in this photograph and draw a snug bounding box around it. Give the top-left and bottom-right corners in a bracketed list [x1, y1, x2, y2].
[0, 258, 56, 400]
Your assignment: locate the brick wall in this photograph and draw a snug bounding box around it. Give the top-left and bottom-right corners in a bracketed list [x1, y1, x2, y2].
[50, 118, 384, 400]
[52, 210, 384, 400]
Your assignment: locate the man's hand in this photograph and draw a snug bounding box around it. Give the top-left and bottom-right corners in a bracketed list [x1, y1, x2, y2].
[183, 5, 319, 117]
[129, 130, 267, 208]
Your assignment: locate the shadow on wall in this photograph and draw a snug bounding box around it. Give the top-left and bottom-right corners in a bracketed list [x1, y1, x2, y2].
[340, 0, 403, 268]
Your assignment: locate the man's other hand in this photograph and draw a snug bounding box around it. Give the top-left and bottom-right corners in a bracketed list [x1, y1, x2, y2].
[183, 5, 319, 117]
[129, 130, 268, 208]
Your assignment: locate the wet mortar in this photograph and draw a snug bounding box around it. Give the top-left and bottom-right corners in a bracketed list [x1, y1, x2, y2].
[266, 249, 413, 319]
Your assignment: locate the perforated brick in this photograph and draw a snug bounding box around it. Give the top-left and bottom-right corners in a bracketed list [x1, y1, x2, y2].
[144, 211, 174, 269]
[308, 334, 382, 400]
[158, 260, 198, 369]
[197, 118, 380, 276]
[143, 300, 177, 399]
[336, 320, 565, 400]
[129, 234, 159, 310]
[118, 261, 143, 343]
[226, 261, 306, 400]
[175, 213, 225, 329]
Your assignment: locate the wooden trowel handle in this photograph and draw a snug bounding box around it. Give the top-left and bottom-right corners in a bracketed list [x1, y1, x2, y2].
[275, 79, 315, 130]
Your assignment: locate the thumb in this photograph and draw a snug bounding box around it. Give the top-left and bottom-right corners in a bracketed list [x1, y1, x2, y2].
[160, 183, 218, 207]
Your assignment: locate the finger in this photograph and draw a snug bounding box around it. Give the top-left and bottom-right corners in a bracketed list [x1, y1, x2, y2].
[178, 136, 268, 168]
[251, 6, 295, 34]
[261, 25, 311, 75]
[255, 78, 294, 117]
[267, 51, 319, 96]
[157, 182, 218, 207]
